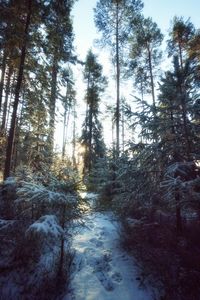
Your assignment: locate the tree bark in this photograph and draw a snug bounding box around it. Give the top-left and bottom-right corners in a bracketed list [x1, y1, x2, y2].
[72, 101, 76, 168]
[147, 47, 156, 112]
[0, 50, 7, 113]
[115, 1, 120, 156]
[3, 0, 32, 180]
[48, 52, 58, 159]
[62, 109, 67, 160]
[178, 41, 191, 160]
[88, 96, 93, 173]
[1, 66, 12, 131]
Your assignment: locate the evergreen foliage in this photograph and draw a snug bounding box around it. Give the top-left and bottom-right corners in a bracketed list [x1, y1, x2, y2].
[80, 50, 107, 177]
[0, 1, 200, 299]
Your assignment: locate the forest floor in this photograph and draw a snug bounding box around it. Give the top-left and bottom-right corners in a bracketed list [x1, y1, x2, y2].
[64, 192, 156, 300]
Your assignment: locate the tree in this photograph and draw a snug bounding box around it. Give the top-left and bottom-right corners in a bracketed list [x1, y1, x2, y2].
[61, 76, 76, 160]
[94, 0, 143, 155]
[44, 0, 75, 159]
[4, 0, 33, 180]
[157, 52, 200, 233]
[167, 17, 196, 160]
[80, 50, 107, 175]
[168, 17, 195, 69]
[129, 17, 163, 112]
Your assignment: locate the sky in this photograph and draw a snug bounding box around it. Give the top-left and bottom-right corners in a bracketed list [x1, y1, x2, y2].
[72, 0, 200, 60]
[55, 0, 200, 151]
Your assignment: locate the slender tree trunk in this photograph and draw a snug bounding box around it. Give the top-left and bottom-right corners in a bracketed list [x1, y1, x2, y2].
[140, 81, 145, 143]
[13, 91, 26, 170]
[48, 52, 58, 159]
[121, 104, 125, 153]
[4, 0, 32, 180]
[5, 71, 16, 131]
[178, 43, 184, 70]
[62, 106, 71, 160]
[1, 66, 12, 131]
[181, 93, 191, 160]
[115, 2, 120, 156]
[88, 103, 93, 173]
[72, 101, 76, 168]
[83, 73, 91, 175]
[147, 47, 156, 113]
[169, 99, 180, 162]
[12, 118, 19, 172]
[0, 50, 7, 113]
[62, 109, 67, 160]
[178, 42, 191, 160]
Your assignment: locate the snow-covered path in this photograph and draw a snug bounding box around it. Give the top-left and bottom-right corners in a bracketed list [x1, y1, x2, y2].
[64, 193, 154, 300]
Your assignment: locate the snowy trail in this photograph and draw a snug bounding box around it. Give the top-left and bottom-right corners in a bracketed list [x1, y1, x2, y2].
[64, 193, 153, 300]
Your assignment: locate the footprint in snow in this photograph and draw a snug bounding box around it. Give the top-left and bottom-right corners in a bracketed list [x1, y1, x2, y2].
[99, 230, 105, 237]
[84, 247, 95, 257]
[102, 250, 112, 262]
[111, 271, 123, 283]
[89, 237, 103, 247]
[95, 271, 115, 291]
[73, 254, 84, 272]
[89, 255, 111, 273]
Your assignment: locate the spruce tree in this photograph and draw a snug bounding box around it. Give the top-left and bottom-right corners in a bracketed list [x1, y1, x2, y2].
[80, 50, 107, 175]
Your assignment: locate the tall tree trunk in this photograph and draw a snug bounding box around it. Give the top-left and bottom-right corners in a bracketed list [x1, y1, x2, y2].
[115, 1, 120, 156]
[1, 66, 12, 131]
[5, 71, 16, 131]
[170, 101, 179, 162]
[88, 100, 93, 173]
[181, 96, 191, 160]
[140, 81, 145, 143]
[62, 109, 67, 160]
[12, 117, 20, 172]
[48, 52, 58, 159]
[62, 106, 71, 160]
[72, 101, 76, 168]
[178, 43, 184, 70]
[178, 42, 191, 160]
[3, 0, 32, 180]
[147, 47, 156, 112]
[0, 50, 7, 114]
[121, 102, 125, 153]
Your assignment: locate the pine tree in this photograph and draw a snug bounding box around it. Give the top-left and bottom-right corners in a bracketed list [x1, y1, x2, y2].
[94, 0, 143, 155]
[129, 17, 163, 112]
[44, 0, 75, 159]
[4, 0, 33, 180]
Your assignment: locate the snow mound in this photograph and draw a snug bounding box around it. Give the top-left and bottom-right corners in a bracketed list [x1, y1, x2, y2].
[26, 215, 63, 239]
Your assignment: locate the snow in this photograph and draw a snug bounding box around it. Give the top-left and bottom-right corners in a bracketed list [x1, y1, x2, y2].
[16, 182, 77, 206]
[26, 215, 63, 238]
[64, 193, 154, 300]
[3, 177, 16, 185]
[0, 219, 15, 228]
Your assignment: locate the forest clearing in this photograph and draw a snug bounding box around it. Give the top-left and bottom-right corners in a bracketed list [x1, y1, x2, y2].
[0, 0, 200, 299]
